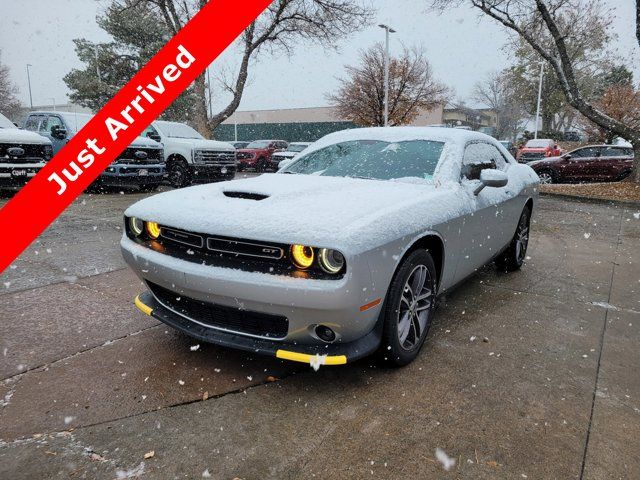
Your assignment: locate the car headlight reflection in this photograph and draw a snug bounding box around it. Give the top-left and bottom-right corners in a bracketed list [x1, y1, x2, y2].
[146, 221, 161, 239]
[129, 217, 144, 237]
[291, 244, 314, 269]
[318, 248, 345, 274]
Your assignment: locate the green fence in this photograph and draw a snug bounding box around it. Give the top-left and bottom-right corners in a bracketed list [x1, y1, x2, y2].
[213, 121, 358, 143]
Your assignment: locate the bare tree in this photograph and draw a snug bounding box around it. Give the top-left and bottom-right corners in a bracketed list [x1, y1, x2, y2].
[472, 70, 526, 140]
[434, 0, 640, 182]
[0, 50, 21, 121]
[116, 0, 373, 136]
[328, 43, 448, 127]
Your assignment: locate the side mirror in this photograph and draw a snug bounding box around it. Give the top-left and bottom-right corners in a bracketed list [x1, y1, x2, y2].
[562, 153, 572, 160]
[474, 169, 508, 195]
[147, 132, 162, 143]
[51, 125, 67, 139]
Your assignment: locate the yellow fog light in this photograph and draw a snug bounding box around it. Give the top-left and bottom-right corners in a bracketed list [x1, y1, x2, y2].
[291, 244, 314, 269]
[146, 221, 161, 239]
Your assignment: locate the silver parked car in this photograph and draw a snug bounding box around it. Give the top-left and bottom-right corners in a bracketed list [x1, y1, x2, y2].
[121, 127, 539, 367]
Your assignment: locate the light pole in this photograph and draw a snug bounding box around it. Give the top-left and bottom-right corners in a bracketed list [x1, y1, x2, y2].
[26, 64, 33, 109]
[534, 62, 544, 139]
[378, 24, 396, 127]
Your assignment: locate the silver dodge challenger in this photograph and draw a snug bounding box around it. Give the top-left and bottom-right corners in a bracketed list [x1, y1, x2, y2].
[121, 127, 538, 367]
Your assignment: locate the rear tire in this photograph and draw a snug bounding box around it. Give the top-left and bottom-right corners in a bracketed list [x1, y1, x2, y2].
[496, 206, 531, 272]
[378, 249, 437, 367]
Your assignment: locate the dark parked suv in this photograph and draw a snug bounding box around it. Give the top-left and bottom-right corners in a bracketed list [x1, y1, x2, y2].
[528, 145, 634, 184]
[236, 140, 288, 171]
[25, 111, 165, 191]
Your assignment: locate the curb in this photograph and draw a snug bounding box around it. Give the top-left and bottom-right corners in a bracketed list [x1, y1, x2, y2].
[539, 191, 640, 208]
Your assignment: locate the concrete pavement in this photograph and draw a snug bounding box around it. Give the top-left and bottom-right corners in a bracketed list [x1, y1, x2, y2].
[1, 189, 638, 479]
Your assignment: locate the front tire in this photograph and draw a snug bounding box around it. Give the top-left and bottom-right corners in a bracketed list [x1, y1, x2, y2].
[168, 160, 191, 188]
[496, 206, 531, 272]
[537, 170, 555, 184]
[378, 249, 437, 367]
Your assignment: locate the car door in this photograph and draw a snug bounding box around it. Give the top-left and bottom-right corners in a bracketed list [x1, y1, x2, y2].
[40, 115, 67, 154]
[453, 142, 517, 283]
[599, 146, 632, 181]
[557, 147, 598, 181]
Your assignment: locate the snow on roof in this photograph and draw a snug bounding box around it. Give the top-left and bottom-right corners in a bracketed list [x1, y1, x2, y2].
[301, 126, 497, 156]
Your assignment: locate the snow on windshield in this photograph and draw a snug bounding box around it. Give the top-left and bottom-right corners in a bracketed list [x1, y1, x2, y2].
[0, 113, 16, 129]
[155, 121, 203, 139]
[247, 140, 272, 149]
[287, 143, 309, 152]
[525, 139, 553, 148]
[284, 139, 444, 181]
[60, 112, 93, 132]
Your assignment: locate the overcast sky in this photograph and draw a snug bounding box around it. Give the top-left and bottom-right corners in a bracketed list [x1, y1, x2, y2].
[1, 0, 638, 112]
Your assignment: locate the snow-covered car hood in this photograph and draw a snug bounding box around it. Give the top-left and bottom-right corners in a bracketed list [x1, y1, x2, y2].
[0, 128, 51, 145]
[125, 173, 466, 253]
[168, 138, 234, 151]
[129, 136, 162, 148]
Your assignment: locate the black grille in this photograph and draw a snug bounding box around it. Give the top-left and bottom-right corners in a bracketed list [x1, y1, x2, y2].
[115, 147, 163, 164]
[148, 282, 289, 338]
[0, 143, 47, 163]
[520, 152, 546, 161]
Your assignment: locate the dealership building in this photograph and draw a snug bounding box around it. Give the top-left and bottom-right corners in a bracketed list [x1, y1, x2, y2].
[215, 104, 497, 142]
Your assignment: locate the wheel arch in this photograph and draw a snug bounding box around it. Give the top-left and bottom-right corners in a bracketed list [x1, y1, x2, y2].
[166, 153, 188, 167]
[397, 233, 445, 289]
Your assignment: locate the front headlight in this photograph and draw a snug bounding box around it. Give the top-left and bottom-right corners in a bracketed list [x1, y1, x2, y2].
[291, 244, 314, 269]
[318, 248, 345, 274]
[146, 221, 161, 239]
[43, 145, 53, 160]
[129, 217, 144, 237]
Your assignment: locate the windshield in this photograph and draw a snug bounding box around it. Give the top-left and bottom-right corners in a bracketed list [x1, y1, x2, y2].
[525, 139, 552, 148]
[288, 144, 308, 152]
[0, 113, 16, 129]
[283, 139, 444, 181]
[247, 140, 271, 149]
[155, 121, 203, 139]
[60, 113, 92, 132]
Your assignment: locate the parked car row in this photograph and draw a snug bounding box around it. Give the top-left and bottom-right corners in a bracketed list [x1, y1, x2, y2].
[0, 109, 313, 192]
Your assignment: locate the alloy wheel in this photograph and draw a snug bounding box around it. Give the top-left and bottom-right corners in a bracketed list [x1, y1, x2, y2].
[397, 264, 433, 351]
[538, 172, 553, 184]
[515, 214, 530, 263]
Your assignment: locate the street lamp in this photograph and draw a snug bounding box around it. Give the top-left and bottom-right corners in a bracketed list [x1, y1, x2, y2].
[378, 24, 396, 127]
[26, 64, 33, 109]
[534, 62, 544, 139]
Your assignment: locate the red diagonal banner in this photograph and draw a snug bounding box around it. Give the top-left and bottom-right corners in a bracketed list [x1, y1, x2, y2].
[0, 0, 272, 273]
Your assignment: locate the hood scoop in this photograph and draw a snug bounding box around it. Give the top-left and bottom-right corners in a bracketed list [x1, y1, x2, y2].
[223, 191, 269, 201]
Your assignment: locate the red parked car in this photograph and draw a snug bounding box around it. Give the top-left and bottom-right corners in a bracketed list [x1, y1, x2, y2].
[528, 145, 634, 184]
[516, 139, 562, 163]
[236, 140, 288, 172]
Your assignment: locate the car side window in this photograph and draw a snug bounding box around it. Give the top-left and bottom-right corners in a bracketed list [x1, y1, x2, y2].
[600, 147, 622, 158]
[142, 125, 159, 138]
[24, 115, 44, 132]
[461, 142, 507, 180]
[574, 147, 598, 158]
[43, 115, 63, 134]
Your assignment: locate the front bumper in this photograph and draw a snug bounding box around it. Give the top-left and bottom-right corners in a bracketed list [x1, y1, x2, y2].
[97, 163, 165, 186]
[191, 164, 236, 179]
[121, 236, 384, 362]
[0, 163, 43, 189]
[134, 291, 381, 365]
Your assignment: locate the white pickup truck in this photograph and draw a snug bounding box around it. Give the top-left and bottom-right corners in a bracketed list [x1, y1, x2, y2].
[142, 121, 236, 188]
[0, 112, 52, 191]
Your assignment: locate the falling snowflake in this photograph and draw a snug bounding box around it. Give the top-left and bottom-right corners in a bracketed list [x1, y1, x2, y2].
[435, 448, 456, 471]
[64, 416, 75, 425]
[190, 344, 200, 352]
[310, 354, 327, 371]
[584, 233, 591, 239]
[178, 380, 185, 386]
